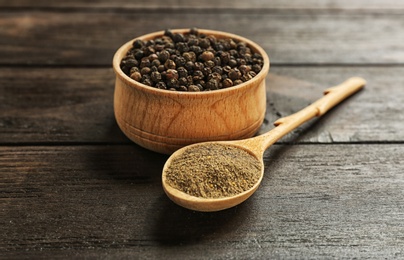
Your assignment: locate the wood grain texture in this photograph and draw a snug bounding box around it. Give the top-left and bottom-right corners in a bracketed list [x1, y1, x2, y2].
[1, 144, 403, 258]
[2, 0, 404, 9]
[262, 66, 404, 143]
[0, 68, 128, 144]
[1, 67, 403, 144]
[1, 10, 404, 65]
[1, 1, 403, 258]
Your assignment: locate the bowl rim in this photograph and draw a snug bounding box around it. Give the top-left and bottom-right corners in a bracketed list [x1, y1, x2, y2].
[112, 28, 270, 97]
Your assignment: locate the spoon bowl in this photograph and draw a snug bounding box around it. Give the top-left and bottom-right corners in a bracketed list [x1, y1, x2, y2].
[162, 77, 366, 212]
[162, 142, 264, 212]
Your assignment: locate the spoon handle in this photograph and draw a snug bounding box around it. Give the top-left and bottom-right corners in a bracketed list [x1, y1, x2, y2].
[240, 77, 366, 155]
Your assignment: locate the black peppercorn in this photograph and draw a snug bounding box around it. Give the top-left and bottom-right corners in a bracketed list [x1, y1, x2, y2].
[142, 78, 152, 86]
[194, 62, 204, 71]
[213, 57, 221, 66]
[239, 64, 251, 74]
[133, 39, 145, 49]
[167, 78, 179, 88]
[158, 50, 170, 62]
[229, 49, 238, 58]
[228, 59, 238, 68]
[183, 52, 196, 62]
[176, 42, 189, 53]
[199, 38, 210, 49]
[173, 33, 185, 43]
[144, 46, 155, 56]
[166, 69, 179, 80]
[134, 50, 144, 60]
[185, 61, 194, 71]
[186, 75, 194, 85]
[146, 40, 155, 46]
[190, 46, 203, 55]
[122, 58, 138, 68]
[177, 67, 188, 78]
[248, 71, 257, 77]
[155, 81, 167, 89]
[241, 73, 253, 82]
[195, 79, 205, 88]
[213, 42, 224, 51]
[164, 59, 176, 69]
[252, 53, 263, 60]
[188, 85, 200, 92]
[178, 77, 188, 86]
[151, 71, 162, 82]
[120, 28, 265, 92]
[237, 58, 247, 66]
[234, 79, 243, 86]
[151, 59, 161, 67]
[140, 58, 151, 68]
[149, 53, 158, 61]
[141, 74, 151, 81]
[204, 60, 215, 68]
[130, 66, 140, 74]
[212, 66, 223, 74]
[228, 68, 241, 80]
[164, 29, 174, 38]
[174, 56, 186, 67]
[157, 65, 165, 72]
[202, 67, 212, 77]
[223, 65, 232, 73]
[178, 85, 188, 91]
[130, 71, 142, 81]
[222, 78, 233, 88]
[188, 37, 199, 46]
[140, 67, 151, 75]
[193, 70, 204, 81]
[189, 27, 199, 35]
[170, 54, 178, 61]
[155, 44, 165, 52]
[220, 52, 231, 64]
[206, 79, 219, 90]
[244, 54, 253, 64]
[196, 84, 204, 91]
[200, 51, 214, 61]
[252, 64, 262, 73]
[208, 72, 222, 82]
[165, 42, 175, 49]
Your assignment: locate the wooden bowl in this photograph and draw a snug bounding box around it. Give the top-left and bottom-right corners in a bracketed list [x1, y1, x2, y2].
[112, 29, 270, 154]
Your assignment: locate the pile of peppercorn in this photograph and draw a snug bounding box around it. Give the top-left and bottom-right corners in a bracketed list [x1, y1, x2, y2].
[120, 28, 264, 91]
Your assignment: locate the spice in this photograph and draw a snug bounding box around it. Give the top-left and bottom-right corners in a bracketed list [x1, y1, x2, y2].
[120, 28, 264, 91]
[164, 143, 262, 198]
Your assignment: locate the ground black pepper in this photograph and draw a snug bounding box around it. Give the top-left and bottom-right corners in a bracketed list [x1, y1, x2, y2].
[120, 28, 264, 91]
[164, 143, 262, 198]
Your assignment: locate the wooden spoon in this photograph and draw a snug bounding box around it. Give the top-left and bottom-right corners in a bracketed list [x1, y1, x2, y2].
[162, 77, 366, 212]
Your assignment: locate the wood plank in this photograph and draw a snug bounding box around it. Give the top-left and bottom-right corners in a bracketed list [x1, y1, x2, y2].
[1, 11, 404, 65]
[260, 66, 404, 143]
[0, 68, 129, 144]
[2, 0, 404, 10]
[1, 144, 403, 258]
[1, 67, 403, 144]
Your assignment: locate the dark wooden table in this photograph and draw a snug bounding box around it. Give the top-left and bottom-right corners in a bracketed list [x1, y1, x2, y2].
[1, 1, 404, 259]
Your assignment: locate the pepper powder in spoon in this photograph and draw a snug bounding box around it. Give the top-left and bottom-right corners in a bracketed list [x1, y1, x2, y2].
[164, 143, 262, 198]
